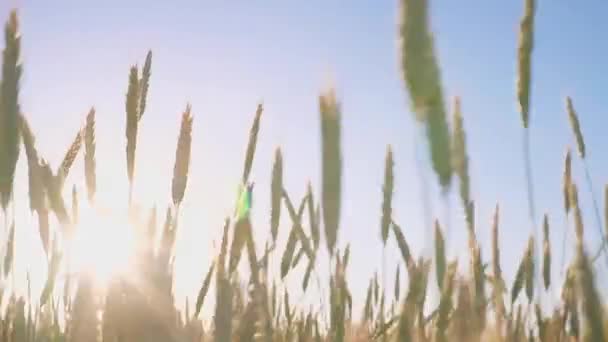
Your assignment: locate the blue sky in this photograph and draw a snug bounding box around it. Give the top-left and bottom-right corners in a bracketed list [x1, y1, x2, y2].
[1, 0, 608, 315]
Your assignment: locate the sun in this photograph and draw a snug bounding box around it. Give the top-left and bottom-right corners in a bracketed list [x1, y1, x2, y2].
[67, 205, 137, 287]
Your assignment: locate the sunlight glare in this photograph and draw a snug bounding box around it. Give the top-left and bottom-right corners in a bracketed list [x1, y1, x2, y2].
[69, 205, 136, 287]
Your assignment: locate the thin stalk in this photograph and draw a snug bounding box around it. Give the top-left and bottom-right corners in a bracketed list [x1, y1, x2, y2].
[583, 160, 608, 266]
[560, 215, 569, 277]
[414, 126, 432, 256]
[522, 129, 540, 301]
[381, 246, 386, 333]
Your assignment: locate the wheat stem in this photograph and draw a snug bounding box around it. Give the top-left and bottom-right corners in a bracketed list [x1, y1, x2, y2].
[414, 127, 432, 256]
[560, 215, 569, 277]
[522, 128, 540, 302]
[583, 160, 608, 266]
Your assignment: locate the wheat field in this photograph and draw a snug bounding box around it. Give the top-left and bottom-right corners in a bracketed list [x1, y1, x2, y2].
[0, 0, 606, 341]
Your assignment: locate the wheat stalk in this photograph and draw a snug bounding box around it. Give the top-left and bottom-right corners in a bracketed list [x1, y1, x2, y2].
[84, 107, 96, 204]
[0, 10, 22, 210]
[571, 183, 584, 245]
[517, 0, 534, 129]
[380, 145, 394, 246]
[398, 0, 452, 190]
[125, 65, 140, 204]
[517, 0, 539, 304]
[566, 97, 608, 266]
[490, 204, 506, 335]
[542, 214, 551, 290]
[194, 262, 214, 318]
[171, 104, 193, 207]
[139, 50, 152, 119]
[3, 221, 14, 278]
[452, 97, 473, 236]
[566, 97, 585, 159]
[320, 87, 342, 256]
[270, 148, 282, 244]
[56, 128, 82, 187]
[560, 149, 572, 275]
[434, 220, 446, 291]
[242, 103, 263, 184]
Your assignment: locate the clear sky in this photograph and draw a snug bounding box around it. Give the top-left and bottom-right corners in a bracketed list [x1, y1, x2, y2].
[1, 0, 608, 316]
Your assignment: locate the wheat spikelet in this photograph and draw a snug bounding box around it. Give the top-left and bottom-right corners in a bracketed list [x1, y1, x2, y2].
[139, 50, 152, 119]
[3, 220, 14, 277]
[362, 280, 373, 323]
[524, 235, 535, 303]
[570, 183, 584, 244]
[491, 204, 502, 284]
[471, 242, 486, 331]
[380, 145, 394, 245]
[270, 148, 282, 244]
[228, 217, 250, 274]
[244, 219, 260, 283]
[563, 149, 572, 214]
[392, 221, 413, 272]
[542, 213, 551, 290]
[242, 103, 263, 184]
[0, 10, 22, 209]
[398, 0, 438, 123]
[490, 204, 506, 333]
[302, 256, 314, 291]
[125, 65, 140, 202]
[57, 129, 82, 186]
[394, 264, 401, 302]
[171, 104, 193, 207]
[194, 262, 214, 318]
[343, 244, 351, 270]
[84, 107, 96, 204]
[434, 220, 446, 290]
[512, 242, 528, 304]
[373, 272, 379, 304]
[516, 0, 535, 128]
[320, 87, 342, 256]
[566, 97, 586, 159]
[290, 246, 304, 270]
[281, 226, 299, 279]
[452, 97, 472, 233]
[307, 184, 320, 252]
[398, 0, 452, 189]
